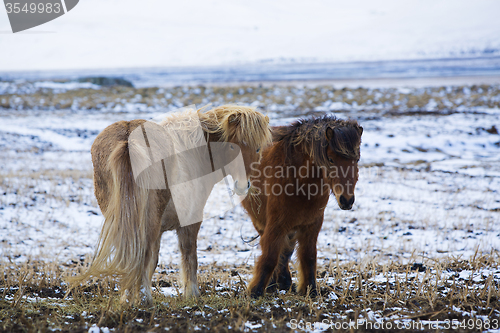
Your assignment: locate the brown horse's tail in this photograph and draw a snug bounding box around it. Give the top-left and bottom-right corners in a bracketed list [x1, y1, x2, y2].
[68, 140, 158, 302]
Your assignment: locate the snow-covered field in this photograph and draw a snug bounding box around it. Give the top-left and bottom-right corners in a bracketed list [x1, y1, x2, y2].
[0, 80, 499, 332]
[1, 83, 499, 269]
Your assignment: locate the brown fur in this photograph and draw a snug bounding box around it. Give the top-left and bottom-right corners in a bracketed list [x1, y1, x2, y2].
[242, 116, 362, 298]
[67, 105, 271, 306]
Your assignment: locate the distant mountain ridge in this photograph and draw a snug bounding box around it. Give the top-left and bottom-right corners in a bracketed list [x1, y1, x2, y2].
[1, 56, 500, 87]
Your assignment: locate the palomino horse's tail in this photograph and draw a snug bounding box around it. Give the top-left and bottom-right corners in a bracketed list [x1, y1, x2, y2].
[68, 140, 159, 303]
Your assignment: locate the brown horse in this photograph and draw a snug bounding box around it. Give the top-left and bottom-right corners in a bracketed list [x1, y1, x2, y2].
[242, 116, 362, 298]
[68, 105, 272, 306]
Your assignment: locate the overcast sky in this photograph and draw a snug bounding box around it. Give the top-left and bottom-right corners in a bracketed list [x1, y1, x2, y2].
[1, 0, 500, 71]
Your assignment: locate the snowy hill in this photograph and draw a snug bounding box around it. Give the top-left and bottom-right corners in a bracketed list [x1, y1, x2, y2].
[1, 0, 500, 71]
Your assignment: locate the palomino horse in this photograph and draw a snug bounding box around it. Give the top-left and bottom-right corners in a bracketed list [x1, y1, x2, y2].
[242, 116, 362, 298]
[69, 105, 272, 306]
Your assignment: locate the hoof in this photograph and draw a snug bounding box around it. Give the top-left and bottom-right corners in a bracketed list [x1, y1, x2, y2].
[299, 286, 318, 298]
[141, 297, 154, 308]
[183, 286, 200, 299]
[140, 286, 154, 308]
[266, 281, 294, 294]
[278, 278, 292, 292]
[306, 288, 318, 299]
[250, 287, 264, 299]
[267, 274, 292, 293]
[266, 282, 279, 293]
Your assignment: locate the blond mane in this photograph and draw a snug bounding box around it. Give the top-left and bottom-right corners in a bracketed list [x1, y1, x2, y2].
[159, 105, 272, 152]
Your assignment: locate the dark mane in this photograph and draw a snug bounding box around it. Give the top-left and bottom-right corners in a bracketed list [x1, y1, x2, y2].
[273, 116, 362, 164]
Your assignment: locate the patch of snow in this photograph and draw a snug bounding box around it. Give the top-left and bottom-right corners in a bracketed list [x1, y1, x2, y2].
[34, 81, 100, 91]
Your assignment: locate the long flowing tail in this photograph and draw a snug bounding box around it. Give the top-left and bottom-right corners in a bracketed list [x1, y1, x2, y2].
[68, 140, 158, 302]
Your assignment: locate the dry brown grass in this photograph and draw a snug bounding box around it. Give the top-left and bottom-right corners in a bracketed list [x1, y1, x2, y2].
[1, 252, 499, 332]
[1, 83, 499, 113]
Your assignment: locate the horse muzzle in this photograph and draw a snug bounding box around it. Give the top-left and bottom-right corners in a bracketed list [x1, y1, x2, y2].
[233, 180, 251, 196]
[338, 195, 355, 210]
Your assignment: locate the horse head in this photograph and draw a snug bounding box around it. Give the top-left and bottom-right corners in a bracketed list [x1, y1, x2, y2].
[207, 106, 271, 197]
[324, 122, 363, 210]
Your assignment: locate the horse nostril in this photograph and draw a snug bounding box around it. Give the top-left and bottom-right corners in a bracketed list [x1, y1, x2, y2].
[339, 195, 348, 207]
[339, 195, 354, 209]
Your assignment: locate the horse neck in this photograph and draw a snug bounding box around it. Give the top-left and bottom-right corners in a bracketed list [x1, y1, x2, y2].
[299, 153, 325, 180]
[279, 141, 324, 182]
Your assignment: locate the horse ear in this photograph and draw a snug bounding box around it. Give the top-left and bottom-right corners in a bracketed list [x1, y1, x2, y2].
[326, 127, 334, 141]
[265, 115, 269, 123]
[357, 125, 363, 136]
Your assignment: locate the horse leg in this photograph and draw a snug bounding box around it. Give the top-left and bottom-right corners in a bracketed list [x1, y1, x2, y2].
[141, 233, 162, 307]
[267, 233, 296, 293]
[118, 232, 162, 307]
[249, 225, 287, 298]
[296, 217, 323, 298]
[177, 222, 202, 298]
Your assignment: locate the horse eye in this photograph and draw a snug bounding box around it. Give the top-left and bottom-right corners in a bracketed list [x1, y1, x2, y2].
[256, 148, 260, 153]
[328, 157, 334, 163]
[230, 144, 234, 150]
